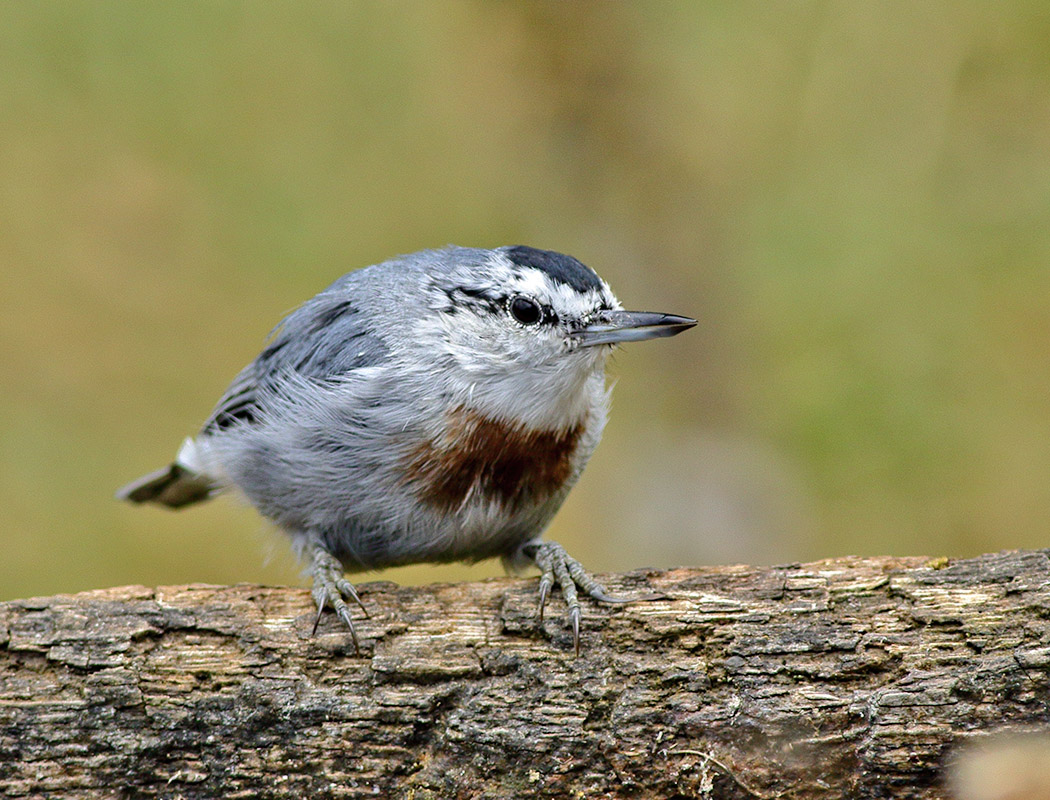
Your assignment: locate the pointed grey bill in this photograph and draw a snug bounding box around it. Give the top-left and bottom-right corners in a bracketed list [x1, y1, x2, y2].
[571, 310, 697, 347]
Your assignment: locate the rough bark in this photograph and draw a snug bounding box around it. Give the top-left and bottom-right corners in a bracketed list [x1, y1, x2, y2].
[2, 550, 1049, 799]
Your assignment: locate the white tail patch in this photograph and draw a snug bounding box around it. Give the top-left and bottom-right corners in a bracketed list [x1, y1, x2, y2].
[175, 437, 205, 474]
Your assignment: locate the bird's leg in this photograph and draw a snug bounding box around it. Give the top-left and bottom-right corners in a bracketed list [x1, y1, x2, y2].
[520, 540, 632, 656]
[309, 543, 369, 655]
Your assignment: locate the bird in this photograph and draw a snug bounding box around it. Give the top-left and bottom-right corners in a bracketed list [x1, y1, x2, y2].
[117, 245, 696, 655]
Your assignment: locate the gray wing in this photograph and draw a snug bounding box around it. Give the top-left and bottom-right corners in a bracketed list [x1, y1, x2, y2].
[201, 291, 388, 435]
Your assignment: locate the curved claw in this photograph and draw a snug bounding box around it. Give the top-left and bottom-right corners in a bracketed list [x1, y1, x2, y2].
[522, 539, 635, 657]
[570, 606, 581, 658]
[309, 543, 366, 656]
[311, 601, 326, 636]
[336, 577, 370, 618]
[334, 602, 361, 656]
[537, 576, 552, 622]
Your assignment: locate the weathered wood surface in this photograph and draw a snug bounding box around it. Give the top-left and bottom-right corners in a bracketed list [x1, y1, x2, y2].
[2, 550, 1049, 799]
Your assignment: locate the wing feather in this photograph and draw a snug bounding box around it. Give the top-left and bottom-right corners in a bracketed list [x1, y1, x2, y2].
[200, 292, 388, 435]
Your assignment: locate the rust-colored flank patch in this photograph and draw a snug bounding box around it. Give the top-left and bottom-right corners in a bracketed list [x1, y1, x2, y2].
[405, 406, 583, 514]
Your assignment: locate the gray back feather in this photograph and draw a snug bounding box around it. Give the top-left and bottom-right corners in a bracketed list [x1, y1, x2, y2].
[201, 275, 395, 435]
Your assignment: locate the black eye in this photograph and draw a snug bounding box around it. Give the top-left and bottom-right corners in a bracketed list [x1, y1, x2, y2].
[510, 296, 542, 325]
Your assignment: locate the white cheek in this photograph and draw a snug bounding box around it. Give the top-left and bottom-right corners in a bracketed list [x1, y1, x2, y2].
[415, 311, 503, 370]
[449, 317, 518, 372]
[414, 304, 609, 430]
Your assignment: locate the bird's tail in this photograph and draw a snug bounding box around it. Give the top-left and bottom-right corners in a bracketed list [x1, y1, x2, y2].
[116, 438, 219, 509]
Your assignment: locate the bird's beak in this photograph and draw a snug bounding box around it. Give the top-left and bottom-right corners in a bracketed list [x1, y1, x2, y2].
[572, 310, 697, 347]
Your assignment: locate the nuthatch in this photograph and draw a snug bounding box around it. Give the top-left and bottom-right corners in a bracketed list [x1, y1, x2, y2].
[118, 246, 695, 654]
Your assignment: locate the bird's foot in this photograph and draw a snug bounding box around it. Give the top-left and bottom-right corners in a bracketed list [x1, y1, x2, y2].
[309, 544, 369, 655]
[520, 539, 632, 657]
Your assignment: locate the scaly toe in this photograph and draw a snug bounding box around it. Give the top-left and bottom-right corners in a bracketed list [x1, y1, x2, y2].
[336, 577, 369, 617]
[522, 539, 637, 656]
[309, 544, 366, 655]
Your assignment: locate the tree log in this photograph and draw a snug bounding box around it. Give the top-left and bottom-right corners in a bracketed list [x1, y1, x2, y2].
[2, 550, 1049, 799]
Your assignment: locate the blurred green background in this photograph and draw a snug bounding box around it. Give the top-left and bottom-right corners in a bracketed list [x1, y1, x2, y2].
[3, 2, 1049, 601]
